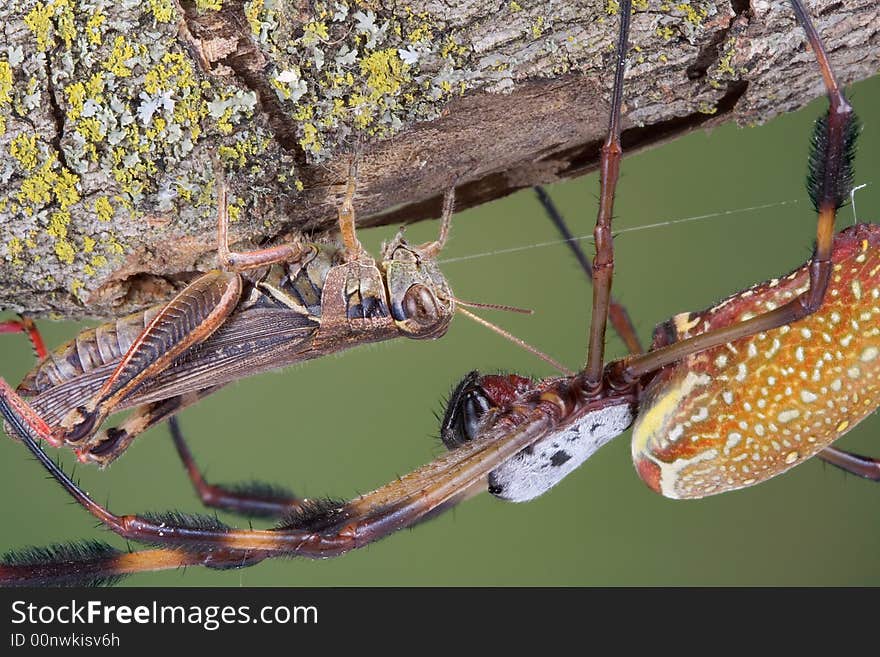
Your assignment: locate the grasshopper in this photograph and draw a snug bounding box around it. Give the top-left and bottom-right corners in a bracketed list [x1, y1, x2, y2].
[0, 161, 484, 468]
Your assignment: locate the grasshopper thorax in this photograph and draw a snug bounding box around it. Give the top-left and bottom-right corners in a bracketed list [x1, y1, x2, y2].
[381, 233, 454, 340]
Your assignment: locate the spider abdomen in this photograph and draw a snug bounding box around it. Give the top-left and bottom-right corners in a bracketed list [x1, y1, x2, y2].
[488, 399, 634, 502]
[632, 223, 880, 499]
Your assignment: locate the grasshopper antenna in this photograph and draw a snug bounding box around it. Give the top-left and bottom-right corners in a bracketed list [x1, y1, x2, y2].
[452, 298, 533, 315]
[454, 306, 574, 376]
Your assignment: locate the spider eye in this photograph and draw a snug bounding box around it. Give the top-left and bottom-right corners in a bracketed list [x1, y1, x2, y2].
[402, 284, 440, 327]
[441, 386, 491, 449]
[462, 394, 490, 439]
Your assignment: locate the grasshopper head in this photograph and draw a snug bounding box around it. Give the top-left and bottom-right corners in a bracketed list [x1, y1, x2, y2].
[381, 232, 455, 340]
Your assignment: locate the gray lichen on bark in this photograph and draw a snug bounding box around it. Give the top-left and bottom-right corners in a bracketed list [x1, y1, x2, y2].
[0, 0, 878, 319]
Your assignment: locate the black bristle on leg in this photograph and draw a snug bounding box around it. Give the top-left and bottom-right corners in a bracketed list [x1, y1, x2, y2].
[1, 540, 127, 587]
[278, 497, 347, 531]
[807, 108, 860, 212]
[221, 481, 298, 503]
[139, 511, 231, 533]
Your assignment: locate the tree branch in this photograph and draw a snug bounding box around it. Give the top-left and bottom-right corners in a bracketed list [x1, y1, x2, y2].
[1, 0, 878, 318]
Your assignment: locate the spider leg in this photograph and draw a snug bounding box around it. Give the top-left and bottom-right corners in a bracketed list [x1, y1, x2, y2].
[0, 378, 60, 446]
[0, 544, 216, 588]
[610, 0, 857, 385]
[583, 0, 631, 387]
[66, 387, 303, 516]
[534, 185, 643, 355]
[0, 316, 48, 360]
[0, 392, 555, 584]
[817, 446, 880, 482]
[169, 416, 304, 519]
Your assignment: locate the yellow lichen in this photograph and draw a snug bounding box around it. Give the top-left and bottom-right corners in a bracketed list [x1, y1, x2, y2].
[271, 76, 292, 100]
[104, 235, 125, 255]
[697, 100, 717, 115]
[217, 135, 265, 168]
[676, 2, 707, 27]
[87, 70, 106, 95]
[148, 0, 176, 23]
[94, 196, 114, 222]
[716, 37, 737, 77]
[360, 49, 410, 100]
[54, 0, 77, 49]
[245, 0, 265, 35]
[406, 18, 434, 44]
[303, 21, 330, 43]
[215, 108, 234, 135]
[227, 200, 241, 222]
[656, 26, 675, 41]
[440, 36, 467, 59]
[16, 155, 80, 220]
[86, 10, 106, 45]
[51, 212, 76, 264]
[196, 0, 223, 10]
[531, 16, 545, 39]
[83, 252, 108, 276]
[47, 209, 70, 240]
[10, 134, 39, 171]
[0, 60, 11, 135]
[76, 117, 104, 143]
[104, 36, 138, 78]
[0, 61, 12, 105]
[6, 237, 23, 265]
[18, 173, 53, 208]
[70, 278, 84, 297]
[299, 122, 322, 153]
[82, 235, 96, 253]
[24, 2, 54, 52]
[64, 81, 86, 121]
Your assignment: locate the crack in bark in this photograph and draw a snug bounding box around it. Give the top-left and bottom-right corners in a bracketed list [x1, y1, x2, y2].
[177, 1, 312, 179]
[687, 0, 751, 80]
[43, 55, 70, 172]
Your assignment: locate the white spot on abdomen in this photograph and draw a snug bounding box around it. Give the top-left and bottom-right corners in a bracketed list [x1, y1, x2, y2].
[489, 402, 635, 503]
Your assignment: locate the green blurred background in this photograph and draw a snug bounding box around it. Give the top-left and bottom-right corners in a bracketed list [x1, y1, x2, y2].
[2, 74, 879, 586]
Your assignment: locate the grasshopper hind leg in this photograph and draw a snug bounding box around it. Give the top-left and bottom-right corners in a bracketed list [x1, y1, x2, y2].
[0, 316, 48, 361]
[75, 388, 221, 467]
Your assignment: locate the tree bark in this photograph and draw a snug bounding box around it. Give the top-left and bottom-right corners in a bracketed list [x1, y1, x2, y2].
[1, 0, 878, 318]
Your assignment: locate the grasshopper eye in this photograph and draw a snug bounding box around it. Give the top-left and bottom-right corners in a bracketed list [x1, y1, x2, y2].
[402, 284, 440, 327]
